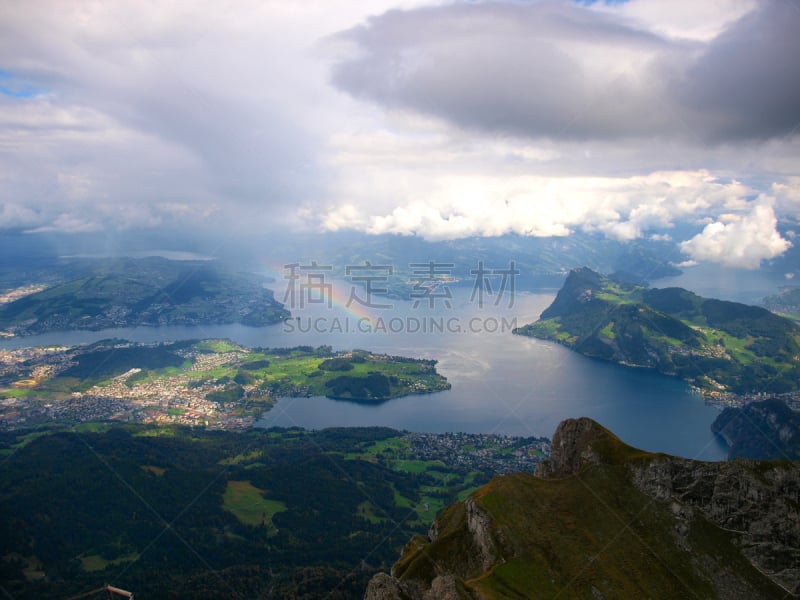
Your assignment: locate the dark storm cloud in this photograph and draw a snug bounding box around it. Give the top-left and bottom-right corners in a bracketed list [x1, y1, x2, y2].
[678, 0, 800, 141]
[331, 0, 800, 143]
[0, 2, 328, 235]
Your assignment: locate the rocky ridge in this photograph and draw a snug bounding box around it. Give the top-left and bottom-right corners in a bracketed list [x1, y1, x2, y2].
[364, 417, 800, 599]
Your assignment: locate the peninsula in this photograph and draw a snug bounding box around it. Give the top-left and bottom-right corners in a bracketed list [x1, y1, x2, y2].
[514, 267, 800, 400]
[0, 340, 450, 430]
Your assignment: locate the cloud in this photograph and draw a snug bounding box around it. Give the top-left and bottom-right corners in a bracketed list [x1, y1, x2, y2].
[773, 178, 800, 213]
[321, 169, 752, 241]
[679, 198, 791, 268]
[0, 202, 41, 230]
[673, 1, 800, 142]
[0, 1, 384, 234]
[25, 213, 103, 234]
[592, 0, 758, 42]
[331, 0, 800, 143]
[0, 0, 797, 270]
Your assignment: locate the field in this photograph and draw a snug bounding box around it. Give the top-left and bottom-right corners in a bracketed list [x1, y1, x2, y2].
[222, 480, 287, 529]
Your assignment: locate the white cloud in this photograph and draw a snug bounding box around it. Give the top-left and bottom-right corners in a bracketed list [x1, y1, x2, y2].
[25, 212, 102, 234]
[0, 202, 41, 229]
[0, 1, 407, 234]
[773, 178, 800, 214]
[0, 0, 797, 257]
[320, 169, 757, 241]
[679, 197, 791, 269]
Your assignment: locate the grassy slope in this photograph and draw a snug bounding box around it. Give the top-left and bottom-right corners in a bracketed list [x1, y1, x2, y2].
[514, 267, 800, 395]
[466, 468, 781, 599]
[391, 425, 787, 599]
[222, 480, 287, 528]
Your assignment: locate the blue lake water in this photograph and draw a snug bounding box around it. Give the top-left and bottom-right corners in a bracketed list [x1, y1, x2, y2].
[0, 280, 732, 460]
[656, 263, 791, 305]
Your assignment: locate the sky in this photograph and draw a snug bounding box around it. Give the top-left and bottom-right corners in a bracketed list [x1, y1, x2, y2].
[0, 0, 798, 268]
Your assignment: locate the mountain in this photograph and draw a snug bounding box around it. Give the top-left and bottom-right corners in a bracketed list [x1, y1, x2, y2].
[365, 418, 800, 599]
[260, 231, 680, 295]
[513, 267, 800, 396]
[0, 257, 289, 335]
[762, 287, 800, 322]
[712, 398, 800, 460]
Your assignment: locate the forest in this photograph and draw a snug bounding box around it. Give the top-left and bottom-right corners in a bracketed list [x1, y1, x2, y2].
[0, 424, 512, 599]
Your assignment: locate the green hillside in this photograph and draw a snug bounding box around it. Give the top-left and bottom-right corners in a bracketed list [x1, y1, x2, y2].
[514, 267, 800, 396]
[0, 425, 530, 599]
[0, 257, 289, 335]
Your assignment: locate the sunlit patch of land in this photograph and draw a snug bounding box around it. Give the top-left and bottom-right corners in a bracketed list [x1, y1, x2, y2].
[0, 340, 450, 430]
[222, 480, 287, 530]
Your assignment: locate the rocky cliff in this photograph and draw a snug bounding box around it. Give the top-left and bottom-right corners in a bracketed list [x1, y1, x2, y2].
[711, 398, 800, 460]
[364, 418, 800, 599]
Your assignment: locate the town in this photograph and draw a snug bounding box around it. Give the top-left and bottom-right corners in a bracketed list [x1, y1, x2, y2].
[0, 340, 451, 430]
[403, 431, 550, 474]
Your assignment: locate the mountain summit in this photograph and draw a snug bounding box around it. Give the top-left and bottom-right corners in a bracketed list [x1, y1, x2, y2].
[365, 418, 800, 599]
[514, 268, 800, 397]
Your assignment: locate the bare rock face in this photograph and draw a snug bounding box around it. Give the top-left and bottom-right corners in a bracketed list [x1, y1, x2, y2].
[364, 418, 800, 599]
[629, 457, 800, 594]
[363, 573, 404, 600]
[464, 497, 500, 573]
[533, 416, 605, 478]
[426, 575, 467, 600]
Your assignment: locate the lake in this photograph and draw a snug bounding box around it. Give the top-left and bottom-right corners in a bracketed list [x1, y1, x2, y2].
[0, 277, 733, 460]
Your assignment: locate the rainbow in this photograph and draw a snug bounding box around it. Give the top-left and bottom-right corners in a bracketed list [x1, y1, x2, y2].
[260, 261, 389, 325]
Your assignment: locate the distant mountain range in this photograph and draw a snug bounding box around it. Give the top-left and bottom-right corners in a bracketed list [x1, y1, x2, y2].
[0, 230, 682, 294]
[514, 267, 800, 397]
[275, 231, 681, 295]
[367, 417, 800, 599]
[762, 286, 800, 322]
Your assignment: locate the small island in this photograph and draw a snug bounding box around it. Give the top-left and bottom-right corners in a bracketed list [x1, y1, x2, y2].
[0, 340, 450, 430]
[514, 267, 800, 402]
